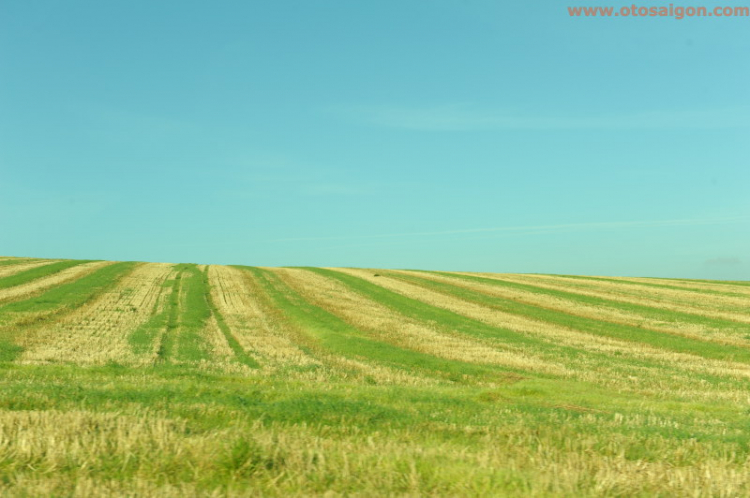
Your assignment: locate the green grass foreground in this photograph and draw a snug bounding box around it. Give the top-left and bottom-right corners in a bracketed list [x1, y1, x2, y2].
[2, 362, 747, 497]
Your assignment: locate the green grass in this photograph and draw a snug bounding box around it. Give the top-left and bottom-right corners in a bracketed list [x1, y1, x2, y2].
[158, 267, 183, 361]
[147, 264, 212, 363]
[0, 338, 23, 362]
[171, 264, 213, 362]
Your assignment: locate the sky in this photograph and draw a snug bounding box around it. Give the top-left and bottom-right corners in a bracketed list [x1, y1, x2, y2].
[1, 0, 748, 279]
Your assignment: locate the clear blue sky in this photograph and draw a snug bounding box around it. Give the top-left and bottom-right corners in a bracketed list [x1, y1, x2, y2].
[1, 1, 748, 279]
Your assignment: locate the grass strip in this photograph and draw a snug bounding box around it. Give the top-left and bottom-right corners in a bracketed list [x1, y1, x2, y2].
[0, 338, 23, 362]
[0, 362, 746, 497]
[171, 265, 213, 363]
[157, 268, 184, 362]
[157, 264, 216, 364]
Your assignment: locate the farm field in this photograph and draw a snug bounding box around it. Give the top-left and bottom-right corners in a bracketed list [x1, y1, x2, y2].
[0, 256, 749, 496]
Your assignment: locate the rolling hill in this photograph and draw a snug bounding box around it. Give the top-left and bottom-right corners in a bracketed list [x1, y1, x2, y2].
[0, 255, 748, 496]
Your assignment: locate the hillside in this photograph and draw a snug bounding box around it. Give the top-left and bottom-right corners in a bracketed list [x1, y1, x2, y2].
[0, 256, 749, 496]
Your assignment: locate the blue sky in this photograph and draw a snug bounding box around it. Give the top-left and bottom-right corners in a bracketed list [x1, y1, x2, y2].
[1, 1, 748, 279]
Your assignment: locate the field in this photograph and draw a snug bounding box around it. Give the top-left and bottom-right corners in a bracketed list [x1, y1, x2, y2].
[0, 256, 749, 496]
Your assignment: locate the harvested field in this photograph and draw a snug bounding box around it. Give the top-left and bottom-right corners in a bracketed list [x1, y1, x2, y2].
[1, 256, 748, 497]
